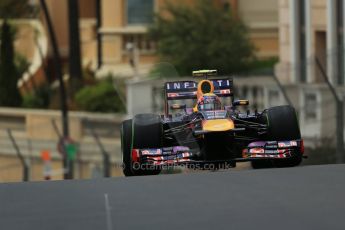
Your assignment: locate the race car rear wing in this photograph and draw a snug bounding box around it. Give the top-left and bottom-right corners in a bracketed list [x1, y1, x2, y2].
[164, 77, 233, 116]
[164, 78, 233, 100]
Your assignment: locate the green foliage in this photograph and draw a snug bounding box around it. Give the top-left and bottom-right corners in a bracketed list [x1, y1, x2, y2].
[22, 85, 51, 109]
[250, 57, 279, 70]
[0, 0, 36, 19]
[149, 62, 180, 78]
[0, 21, 22, 107]
[15, 53, 31, 76]
[247, 57, 279, 75]
[149, 0, 255, 76]
[75, 78, 125, 113]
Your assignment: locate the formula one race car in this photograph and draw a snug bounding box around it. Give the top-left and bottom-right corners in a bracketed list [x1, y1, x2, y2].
[121, 70, 304, 176]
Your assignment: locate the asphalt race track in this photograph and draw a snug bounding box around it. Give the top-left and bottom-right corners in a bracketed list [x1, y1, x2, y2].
[1, 164, 345, 230]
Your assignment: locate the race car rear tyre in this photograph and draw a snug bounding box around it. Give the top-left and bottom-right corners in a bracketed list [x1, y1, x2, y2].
[121, 115, 162, 176]
[251, 105, 302, 169]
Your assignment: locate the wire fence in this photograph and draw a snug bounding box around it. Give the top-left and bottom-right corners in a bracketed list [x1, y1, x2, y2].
[0, 110, 124, 182]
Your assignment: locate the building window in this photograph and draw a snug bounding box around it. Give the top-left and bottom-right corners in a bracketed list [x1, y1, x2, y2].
[122, 34, 156, 53]
[127, 0, 154, 25]
[304, 93, 317, 120]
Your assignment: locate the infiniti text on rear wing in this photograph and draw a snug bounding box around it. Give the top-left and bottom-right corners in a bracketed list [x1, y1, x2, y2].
[165, 78, 233, 100]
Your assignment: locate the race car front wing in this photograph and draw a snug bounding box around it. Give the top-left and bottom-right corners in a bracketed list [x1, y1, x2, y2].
[131, 140, 304, 166]
[242, 140, 304, 159]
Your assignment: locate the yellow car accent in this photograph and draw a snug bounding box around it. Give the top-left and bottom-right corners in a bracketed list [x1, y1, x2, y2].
[202, 119, 234, 132]
[238, 100, 249, 105]
[192, 69, 217, 77]
[193, 106, 198, 112]
[197, 80, 214, 99]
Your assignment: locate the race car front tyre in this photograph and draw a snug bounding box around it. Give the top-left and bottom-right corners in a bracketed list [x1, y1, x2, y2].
[273, 154, 302, 168]
[267, 105, 302, 167]
[133, 114, 163, 149]
[121, 119, 136, 176]
[251, 159, 273, 169]
[121, 114, 163, 176]
[251, 105, 302, 169]
[266, 105, 301, 141]
[133, 114, 162, 175]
